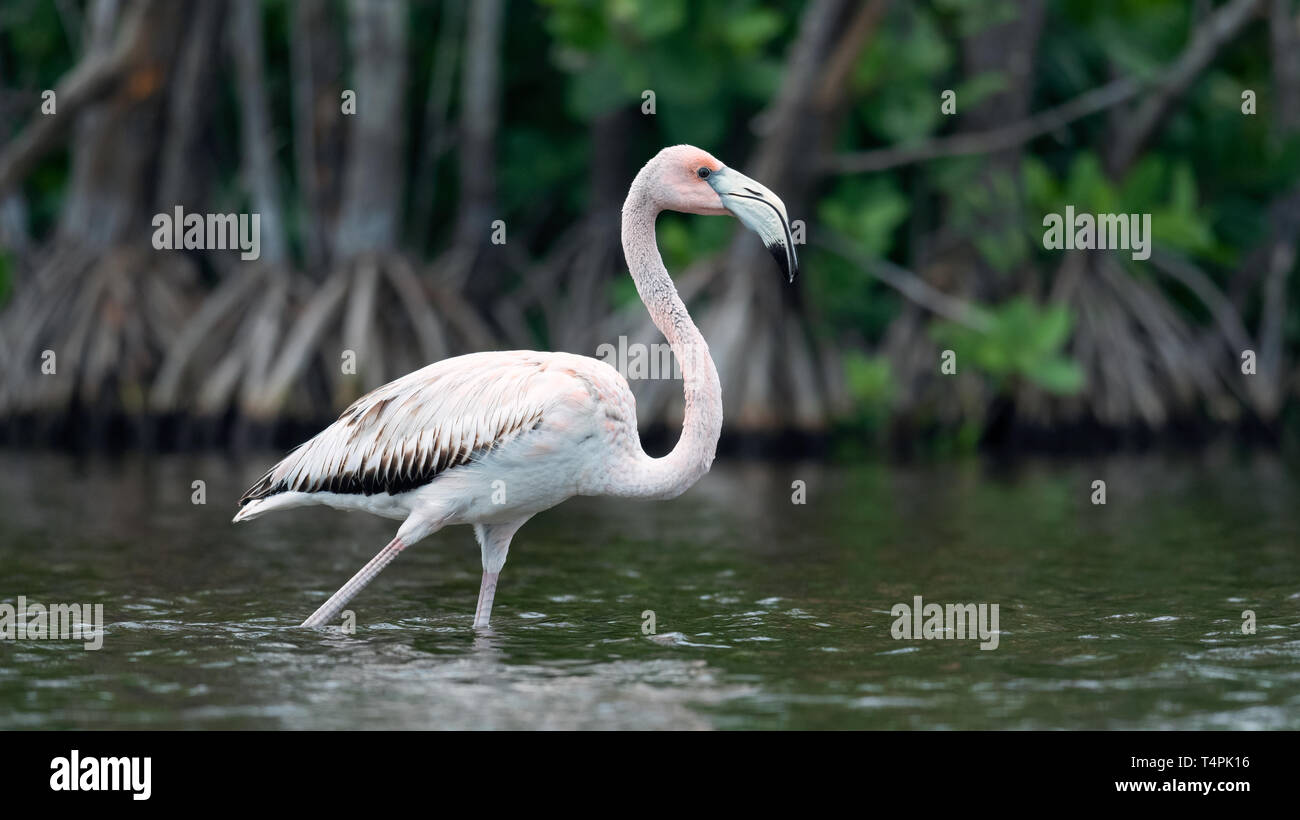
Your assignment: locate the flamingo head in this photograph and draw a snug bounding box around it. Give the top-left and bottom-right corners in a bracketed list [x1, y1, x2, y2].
[651, 145, 799, 283]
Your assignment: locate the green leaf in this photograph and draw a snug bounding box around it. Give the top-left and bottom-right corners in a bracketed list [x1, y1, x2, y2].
[845, 352, 894, 403]
[819, 177, 908, 258]
[954, 71, 1009, 110]
[1029, 303, 1074, 356]
[1021, 157, 1060, 210]
[931, 297, 1083, 396]
[609, 0, 686, 39]
[1169, 162, 1197, 213]
[721, 8, 782, 53]
[1119, 155, 1167, 207]
[1023, 357, 1086, 394]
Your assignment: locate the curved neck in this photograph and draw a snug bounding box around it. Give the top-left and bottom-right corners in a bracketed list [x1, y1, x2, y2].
[613, 170, 722, 499]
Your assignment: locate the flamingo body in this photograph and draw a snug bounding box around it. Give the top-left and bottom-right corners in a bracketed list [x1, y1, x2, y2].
[236, 350, 638, 527]
[235, 145, 797, 628]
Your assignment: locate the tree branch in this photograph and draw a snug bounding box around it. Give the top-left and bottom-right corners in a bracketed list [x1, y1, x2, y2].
[829, 0, 1264, 177]
[1149, 249, 1254, 356]
[816, 230, 993, 331]
[1107, 0, 1264, 174]
[826, 75, 1141, 174]
[0, 0, 156, 198]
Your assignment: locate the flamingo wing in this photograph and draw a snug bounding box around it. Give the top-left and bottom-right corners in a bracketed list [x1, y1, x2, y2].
[237, 351, 579, 506]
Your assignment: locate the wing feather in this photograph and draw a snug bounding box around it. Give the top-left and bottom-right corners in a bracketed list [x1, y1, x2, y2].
[238, 352, 562, 506]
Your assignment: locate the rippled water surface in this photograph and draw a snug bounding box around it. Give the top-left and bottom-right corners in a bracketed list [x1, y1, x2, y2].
[1, 450, 1297, 729]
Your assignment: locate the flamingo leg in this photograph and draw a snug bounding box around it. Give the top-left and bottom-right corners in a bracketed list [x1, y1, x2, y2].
[473, 571, 500, 629]
[471, 520, 526, 629]
[301, 536, 406, 627]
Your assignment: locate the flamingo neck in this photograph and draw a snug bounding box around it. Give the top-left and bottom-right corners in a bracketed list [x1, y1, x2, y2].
[613, 171, 723, 500]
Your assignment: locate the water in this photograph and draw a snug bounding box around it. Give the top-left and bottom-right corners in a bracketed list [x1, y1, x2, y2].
[0, 449, 1297, 730]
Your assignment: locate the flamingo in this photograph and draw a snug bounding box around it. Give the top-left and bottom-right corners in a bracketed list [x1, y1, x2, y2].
[233, 145, 797, 629]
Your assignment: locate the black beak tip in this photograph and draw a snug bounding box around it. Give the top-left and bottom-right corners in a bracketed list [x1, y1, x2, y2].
[766, 242, 797, 284]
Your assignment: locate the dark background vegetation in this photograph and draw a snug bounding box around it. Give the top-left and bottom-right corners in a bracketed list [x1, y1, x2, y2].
[0, 0, 1296, 458]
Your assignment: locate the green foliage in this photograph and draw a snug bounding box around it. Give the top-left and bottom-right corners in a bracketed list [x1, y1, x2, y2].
[1023, 152, 1218, 259]
[813, 178, 908, 341]
[0, 0, 75, 94]
[931, 298, 1085, 395]
[852, 5, 951, 142]
[845, 351, 894, 416]
[820, 177, 908, 258]
[1, 0, 1296, 444]
[934, 0, 1022, 38]
[936, 159, 1031, 272]
[500, 126, 590, 218]
[657, 211, 732, 270]
[953, 71, 1009, 111]
[834, 351, 896, 457]
[539, 0, 790, 146]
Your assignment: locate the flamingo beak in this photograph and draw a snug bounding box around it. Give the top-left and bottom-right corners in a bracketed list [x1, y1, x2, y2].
[707, 167, 799, 283]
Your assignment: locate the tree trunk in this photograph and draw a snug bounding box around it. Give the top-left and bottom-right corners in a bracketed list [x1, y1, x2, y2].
[443, 0, 506, 318]
[454, 0, 503, 251]
[678, 0, 886, 435]
[155, 0, 224, 214]
[409, 0, 465, 249]
[0, 0, 201, 430]
[230, 0, 288, 264]
[291, 0, 345, 271]
[60, 0, 184, 247]
[334, 0, 408, 258]
[1271, 0, 1300, 135]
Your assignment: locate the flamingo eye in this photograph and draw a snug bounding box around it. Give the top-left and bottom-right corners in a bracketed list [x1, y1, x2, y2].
[696, 167, 711, 179]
